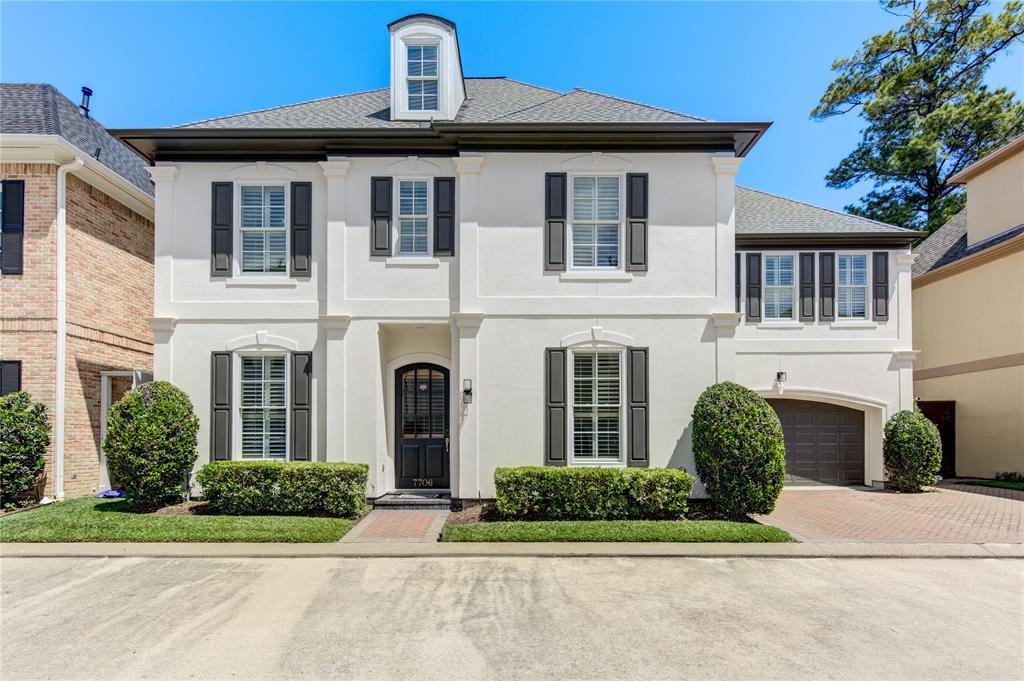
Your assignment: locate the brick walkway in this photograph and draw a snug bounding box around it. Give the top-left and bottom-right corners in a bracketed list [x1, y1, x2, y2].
[755, 487, 1024, 543]
[341, 510, 448, 543]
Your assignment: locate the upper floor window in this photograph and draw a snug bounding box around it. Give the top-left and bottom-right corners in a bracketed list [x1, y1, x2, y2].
[764, 254, 795, 319]
[837, 254, 868, 318]
[240, 185, 286, 274]
[398, 180, 430, 256]
[571, 350, 623, 463]
[572, 176, 620, 269]
[240, 355, 287, 460]
[406, 44, 439, 111]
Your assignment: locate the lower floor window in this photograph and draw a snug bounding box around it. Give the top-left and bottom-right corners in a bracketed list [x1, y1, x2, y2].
[571, 351, 622, 461]
[240, 355, 287, 459]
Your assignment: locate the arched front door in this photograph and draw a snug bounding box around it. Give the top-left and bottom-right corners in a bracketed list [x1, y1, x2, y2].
[395, 363, 450, 489]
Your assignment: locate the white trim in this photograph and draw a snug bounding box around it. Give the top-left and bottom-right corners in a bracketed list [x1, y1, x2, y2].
[393, 177, 433, 257]
[567, 346, 626, 466]
[753, 386, 889, 411]
[559, 271, 633, 282]
[561, 152, 633, 173]
[569, 172, 625, 272]
[225, 332, 299, 352]
[757, 321, 803, 330]
[385, 257, 440, 268]
[233, 352, 289, 461]
[384, 352, 452, 493]
[829, 321, 878, 330]
[226, 162, 297, 181]
[234, 181, 290, 277]
[560, 327, 635, 348]
[761, 252, 798, 321]
[836, 252, 871, 320]
[224, 277, 298, 288]
[385, 156, 441, 176]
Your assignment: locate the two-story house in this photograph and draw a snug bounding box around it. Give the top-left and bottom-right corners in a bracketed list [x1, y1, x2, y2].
[113, 14, 920, 500]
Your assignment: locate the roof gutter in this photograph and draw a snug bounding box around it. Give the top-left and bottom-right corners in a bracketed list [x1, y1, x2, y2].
[736, 231, 925, 248]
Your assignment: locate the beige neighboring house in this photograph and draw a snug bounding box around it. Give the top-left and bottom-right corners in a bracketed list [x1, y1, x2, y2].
[912, 134, 1024, 479]
[1, 84, 155, 500]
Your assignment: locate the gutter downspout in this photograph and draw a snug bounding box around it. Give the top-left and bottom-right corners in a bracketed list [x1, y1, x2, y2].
[54, 156, 84, 500]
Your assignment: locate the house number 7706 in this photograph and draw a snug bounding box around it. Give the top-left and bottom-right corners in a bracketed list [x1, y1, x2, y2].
[413, 479, 434, 487]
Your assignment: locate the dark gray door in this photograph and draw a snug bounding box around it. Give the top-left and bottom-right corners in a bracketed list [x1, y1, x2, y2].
[769, 399, 864, 485]
[395, 364, 449, 489]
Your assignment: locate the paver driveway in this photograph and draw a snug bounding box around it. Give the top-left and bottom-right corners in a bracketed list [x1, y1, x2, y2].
[755, 486, 1024, 543]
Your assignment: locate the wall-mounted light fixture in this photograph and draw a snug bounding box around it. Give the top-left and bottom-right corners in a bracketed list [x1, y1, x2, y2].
[462, 379, 473, 404]
[776, 371, 787, 384]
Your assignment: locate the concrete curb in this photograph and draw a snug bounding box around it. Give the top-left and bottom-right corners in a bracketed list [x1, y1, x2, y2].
[2, 541, 1021, 559]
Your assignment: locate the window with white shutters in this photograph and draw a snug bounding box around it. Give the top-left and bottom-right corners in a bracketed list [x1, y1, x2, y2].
[837, 254, 869, 318]
[240, 185, 287, 274]
[240, 356, 287, 459]
[764, 254, 796, 320]
[571, 350, 623, 462]
[572, 176, 620, 269]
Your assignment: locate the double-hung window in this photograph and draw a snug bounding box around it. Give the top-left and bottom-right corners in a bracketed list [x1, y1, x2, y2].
[397, 180, 430, 256]
[240, 355, 287, 460]
[837, 254, 869, 318]
[240, 185, 286, 274]
[406, 44, 439, 111]
[763, 254, 796, 320]
[572, 176, 620, 269]
[571, 350, 623, 463]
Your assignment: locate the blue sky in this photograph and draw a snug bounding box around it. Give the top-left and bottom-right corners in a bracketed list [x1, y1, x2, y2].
[2, 1, 1022, 212]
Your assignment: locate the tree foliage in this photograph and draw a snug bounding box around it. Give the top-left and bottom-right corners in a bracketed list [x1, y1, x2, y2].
[813, 0, 1024, 233]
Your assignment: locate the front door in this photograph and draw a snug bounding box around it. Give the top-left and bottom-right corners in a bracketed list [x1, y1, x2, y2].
[395, 363, 450, 489]
[918, 401, 956, 478]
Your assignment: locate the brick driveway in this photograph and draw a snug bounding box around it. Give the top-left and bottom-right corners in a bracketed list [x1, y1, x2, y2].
[755, 487, 1024, 543]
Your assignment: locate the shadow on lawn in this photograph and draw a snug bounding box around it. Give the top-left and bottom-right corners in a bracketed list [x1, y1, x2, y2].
[92, 499, 214, 516]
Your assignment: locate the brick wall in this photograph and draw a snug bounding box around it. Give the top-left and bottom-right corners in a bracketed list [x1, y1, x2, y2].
[1, 162, 154, 499]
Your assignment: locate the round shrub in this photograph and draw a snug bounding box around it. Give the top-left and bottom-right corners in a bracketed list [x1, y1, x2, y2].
[0, 392, 50, 507]
[883, 409, 942, 492]
[692, 382, 786, 517]
[103, 381, 199, 509]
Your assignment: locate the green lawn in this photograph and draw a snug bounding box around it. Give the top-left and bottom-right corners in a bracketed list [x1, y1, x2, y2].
[0, 497, 355, 543]
[442, 519, 793, 543]
[966, 480, 1024, 492]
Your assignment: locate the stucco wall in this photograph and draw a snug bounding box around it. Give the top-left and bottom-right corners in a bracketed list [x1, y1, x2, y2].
[964, 151, 1024, 244]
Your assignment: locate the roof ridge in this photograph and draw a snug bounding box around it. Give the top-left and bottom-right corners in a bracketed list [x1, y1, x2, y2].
[570, 87, 706, 122]
[175, 87, 389, 128]
[487, 89, 572, 122]
[737, 185, 913, 232]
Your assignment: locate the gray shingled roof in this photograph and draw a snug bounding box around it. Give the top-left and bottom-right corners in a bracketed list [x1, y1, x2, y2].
[735, 186, 914, 235]
[912, 208, 1024, 276]
[179, 78, 703, 129]
[0, 83, 153, 196]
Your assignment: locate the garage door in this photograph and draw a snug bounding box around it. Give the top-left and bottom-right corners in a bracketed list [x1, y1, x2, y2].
[769, 399, 864, 485]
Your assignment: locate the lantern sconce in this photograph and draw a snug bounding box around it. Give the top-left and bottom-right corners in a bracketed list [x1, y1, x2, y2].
[776, 371, 787, 384]
[462, 379, 473, 404]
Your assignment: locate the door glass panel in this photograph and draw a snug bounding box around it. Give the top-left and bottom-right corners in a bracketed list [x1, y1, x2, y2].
[399, 366, 446, 439]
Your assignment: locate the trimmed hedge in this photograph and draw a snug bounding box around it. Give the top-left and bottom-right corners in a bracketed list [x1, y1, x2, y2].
[494, 467, 694, 520]
[0, 392, 50, 507]
[692, 382, 786, 517]
[197, 461, 368, 517]
[884, 409, 942, 492]
[103, 381, 199, 510]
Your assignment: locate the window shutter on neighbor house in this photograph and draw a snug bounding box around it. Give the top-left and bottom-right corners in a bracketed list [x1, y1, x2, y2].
[370, 177, 393, 257]
[434, 177, 455, 256]
[745, 253, 762, 322]
[819, 252, 836, 321]
[625, 173, 648, 271]
[544, 173, 567, 271]
[290, 352, 312, 461]
[873, 252, 889, 321]
[626, 347, 649, 467]
[799, 252, 816, 321]
[0, 360, 22, 396]
[210, 352, 232, 460]
[2, 179, 25, 275]
[544, 348, 567, 466]
[290, 182, 312, 277]
[210, 182, 233, 276]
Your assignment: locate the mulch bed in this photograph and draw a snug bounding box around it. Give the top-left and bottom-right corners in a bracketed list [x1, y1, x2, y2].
[149, 500, 211, 516]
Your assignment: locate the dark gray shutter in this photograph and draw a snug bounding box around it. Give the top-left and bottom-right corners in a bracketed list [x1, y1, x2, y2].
[210, 182, 233, 276]
[544, 348, 567, 466]
[544, 173, 567, 271]
[1, 180, 25, 275]
[625, 173, 648, 271]
[290, 352, 312, 461]
[210, 352, 232, 460]
[873, 252, 889, 321]
[735, 253, 741, 313]
[746, 253, 762, 322]
[799, 252, 816, 322]
[626, 347, 649, 468]
[434, 177, 455, 256]
[370, 177, 392, 256]
[819, 252, 836, 321]
[290, 182, 312, 277]
[0, 360, 22, 396]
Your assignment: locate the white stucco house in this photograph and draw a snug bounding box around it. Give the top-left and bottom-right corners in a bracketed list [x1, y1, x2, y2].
[113, 13, 922, 500]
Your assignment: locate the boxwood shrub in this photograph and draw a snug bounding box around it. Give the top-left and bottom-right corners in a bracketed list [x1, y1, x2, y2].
[884, 409, 942, 492]
[197, 461, 368, 517]
[0, 392, 50, 508]
[494, 467, 694, 520]
[692, 382, 786, 517]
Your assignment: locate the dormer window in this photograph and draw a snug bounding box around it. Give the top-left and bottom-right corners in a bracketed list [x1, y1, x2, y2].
[406, 44, 439, 111]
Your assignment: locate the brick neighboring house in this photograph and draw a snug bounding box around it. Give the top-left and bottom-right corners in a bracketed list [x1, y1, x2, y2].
[1, 83, 154, 500]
